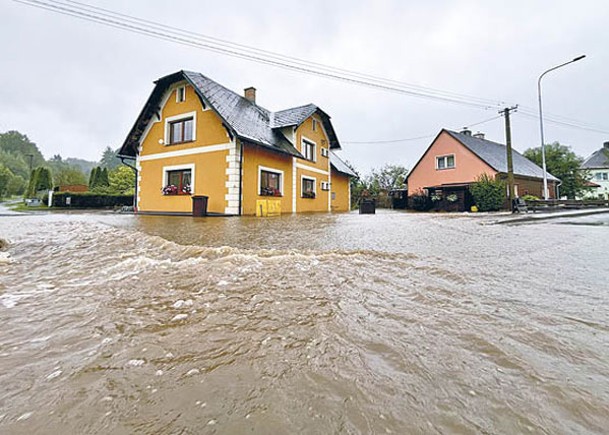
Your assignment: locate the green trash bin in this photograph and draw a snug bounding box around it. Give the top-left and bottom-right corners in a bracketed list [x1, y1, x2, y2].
[192, 195, 208, 217]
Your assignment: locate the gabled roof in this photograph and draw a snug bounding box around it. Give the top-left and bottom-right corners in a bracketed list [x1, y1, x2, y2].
[119, 70, 341, 158]
[330, 150, 357, 177]
[444, 130, 560, 181]
[581, 146, 609, 169]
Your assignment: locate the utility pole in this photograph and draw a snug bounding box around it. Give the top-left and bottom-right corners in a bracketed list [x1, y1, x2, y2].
[500, 106, 518, 208]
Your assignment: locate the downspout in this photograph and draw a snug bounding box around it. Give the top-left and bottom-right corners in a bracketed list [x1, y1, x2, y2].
[119, 156, 138, 212]
[238, 141, 244, 216]
[555, 180, 562, 199]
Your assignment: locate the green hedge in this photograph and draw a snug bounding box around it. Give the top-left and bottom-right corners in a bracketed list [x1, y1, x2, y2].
[50, 192, 133, 208]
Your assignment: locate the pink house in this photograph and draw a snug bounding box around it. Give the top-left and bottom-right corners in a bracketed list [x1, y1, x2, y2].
[407, 129, 559, 211]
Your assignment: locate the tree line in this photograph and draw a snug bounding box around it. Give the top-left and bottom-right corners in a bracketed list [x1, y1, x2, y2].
[0, 130, 133, 199]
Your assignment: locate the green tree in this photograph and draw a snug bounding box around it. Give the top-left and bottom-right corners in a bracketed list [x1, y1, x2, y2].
[470, 173, 506, 211]
[108, 165, 135, 194]
[369, 164, 409, 191]
[100, 146, 120, 170]
[25, 167, 53, 197]
[0, 164, 12, 199]
[0, 131, 45, 168]
[36, 167, 53, 192]
[89, 167, 99, 189]
[99, 167, 110, 187]
[523, 142, 589, 199]
[54, 166, 87, 187]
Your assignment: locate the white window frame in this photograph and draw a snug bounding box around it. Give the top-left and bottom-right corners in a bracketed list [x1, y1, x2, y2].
[301, 136, 317, 162]
[321, 147, 329, 158]
[163, 163, 195, 194]
[164, 111, 197, 145]
[436, 154, 456, 170]
[176, 85, 186, 103]
[301, 175, 317, 198]
[258, 166, 284, 197]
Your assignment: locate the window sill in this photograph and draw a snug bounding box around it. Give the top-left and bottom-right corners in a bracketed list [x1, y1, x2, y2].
[435, 167, 455, 171]
[259, 193, 283, 197]
[163, 193, 192, 196]
[301, 196, 316, 199]
[166, 140, 195, 146]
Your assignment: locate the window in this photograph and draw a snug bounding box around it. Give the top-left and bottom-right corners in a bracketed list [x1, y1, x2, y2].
[163, 169, 191, 195]
[321, 181, 330, 191]
[302, 177, 316, 198]
[321, 147, 329, 158]
[302, 139, 316, 162]
[260, 169, 282, 196]
[595, 172, 608, 181]
[176, 86, 186, 103]
[169, 117, 194, 144]
[312, 119, 318, 131]
[436, 154, 455, 170]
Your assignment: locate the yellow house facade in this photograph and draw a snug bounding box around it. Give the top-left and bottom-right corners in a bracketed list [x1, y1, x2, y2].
[118, 70, 355, 216]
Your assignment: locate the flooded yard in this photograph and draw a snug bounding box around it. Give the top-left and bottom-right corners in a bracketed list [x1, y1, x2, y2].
[1, 210, 608, 434]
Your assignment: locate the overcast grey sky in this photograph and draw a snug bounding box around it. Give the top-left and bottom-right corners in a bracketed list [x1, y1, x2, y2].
[1, 0, 607, 175]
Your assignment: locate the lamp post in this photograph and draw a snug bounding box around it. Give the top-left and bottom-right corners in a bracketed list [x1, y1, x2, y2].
[537, 54, 586, 199]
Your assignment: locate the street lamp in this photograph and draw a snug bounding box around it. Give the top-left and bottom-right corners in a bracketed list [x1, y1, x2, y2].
[537, 54, 586, 199]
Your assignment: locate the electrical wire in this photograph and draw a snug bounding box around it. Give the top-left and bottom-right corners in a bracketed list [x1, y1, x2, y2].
[11, 0, 506, 110]
[343, 115, 503, 144]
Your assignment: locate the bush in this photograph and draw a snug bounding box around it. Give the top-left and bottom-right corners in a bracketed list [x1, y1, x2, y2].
[521, 194, 539, 201]
[469, 174, 506, 212]
[409, 189, 431, 211]
[50, 192, 133, 208]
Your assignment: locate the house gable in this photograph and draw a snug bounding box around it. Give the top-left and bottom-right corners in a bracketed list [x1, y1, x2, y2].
[407, 130, 496, 194]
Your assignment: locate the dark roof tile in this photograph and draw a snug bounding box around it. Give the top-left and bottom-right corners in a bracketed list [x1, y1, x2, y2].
[445, 130, 560, 181]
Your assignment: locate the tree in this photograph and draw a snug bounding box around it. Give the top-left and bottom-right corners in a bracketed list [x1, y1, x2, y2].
[25, 167, 53, 197]
[0, 131, 45, 168]
[369, 164, 409, 191]
[53, 166, 87, 187]
[0, 164, 12, 199]
[108, 165, 135, 194]
[89, 167, 99, 189]
[523, 142, 590, 199]
[100, 167, 110, 187]
[470, 173, 506, 212]
[100, 146, 121, 170]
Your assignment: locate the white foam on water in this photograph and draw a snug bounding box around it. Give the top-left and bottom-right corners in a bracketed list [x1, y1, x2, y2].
[0, 252, 13, 264]
[126, 359, 145, 367]
[1, 294, 19, 309]
[171, 313, 188, 322]
[185, 368, 200, 376]
[16, 412, 33, 421]
[46, 370, 62, 380]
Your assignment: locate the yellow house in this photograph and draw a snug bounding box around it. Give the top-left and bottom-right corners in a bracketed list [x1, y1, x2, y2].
[118, 70, 355, 216]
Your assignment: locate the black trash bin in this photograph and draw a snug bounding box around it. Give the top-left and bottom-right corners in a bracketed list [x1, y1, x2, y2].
[359, 199, 376, 214]
[192, 195, 209, 217]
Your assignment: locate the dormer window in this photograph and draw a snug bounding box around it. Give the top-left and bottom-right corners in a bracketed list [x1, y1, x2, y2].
[176, 86, 186, 103]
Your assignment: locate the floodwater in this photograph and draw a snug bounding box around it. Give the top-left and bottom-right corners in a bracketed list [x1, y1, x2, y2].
[1, 210, 609, 434]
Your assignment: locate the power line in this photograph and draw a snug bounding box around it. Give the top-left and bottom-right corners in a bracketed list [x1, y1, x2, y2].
[517, 112, 609, 135]
[343, 115, 503, 144]
[12, 0, 506, 110]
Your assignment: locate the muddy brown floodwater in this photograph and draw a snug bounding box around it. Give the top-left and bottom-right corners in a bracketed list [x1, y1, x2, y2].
[1, 210, 609, 434]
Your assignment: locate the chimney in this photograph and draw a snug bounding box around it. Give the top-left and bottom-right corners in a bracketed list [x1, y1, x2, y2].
[473, 131, 485, 139]
[460, 128, 472, 136]
[604, 141, 609, 150]
[244, 87, 256, 103]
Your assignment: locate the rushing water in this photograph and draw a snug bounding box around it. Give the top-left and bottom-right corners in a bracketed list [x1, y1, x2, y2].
[1, 210, 609, 434]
